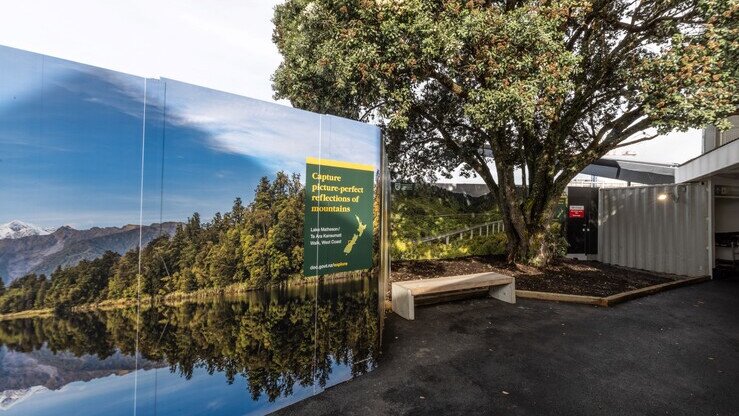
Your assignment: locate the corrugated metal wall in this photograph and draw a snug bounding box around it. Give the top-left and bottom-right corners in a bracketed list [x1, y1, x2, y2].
[598, 184, 710, 277]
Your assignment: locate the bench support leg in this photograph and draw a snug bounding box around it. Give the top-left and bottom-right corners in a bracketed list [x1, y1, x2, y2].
[489, 281, 516, 304]
[392, 285, 415, 320]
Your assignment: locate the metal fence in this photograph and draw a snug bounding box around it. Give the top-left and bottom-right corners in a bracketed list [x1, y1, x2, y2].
[415, 220, 505, 244]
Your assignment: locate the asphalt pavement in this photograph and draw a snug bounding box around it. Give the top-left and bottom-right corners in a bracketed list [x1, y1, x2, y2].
[276, 278, 739, 415]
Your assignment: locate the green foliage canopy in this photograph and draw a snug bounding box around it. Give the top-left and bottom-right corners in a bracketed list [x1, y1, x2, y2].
[272, 0, 738, 263]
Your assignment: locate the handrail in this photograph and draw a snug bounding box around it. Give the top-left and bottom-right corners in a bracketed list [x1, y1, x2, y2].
[415, 220, 505, 244]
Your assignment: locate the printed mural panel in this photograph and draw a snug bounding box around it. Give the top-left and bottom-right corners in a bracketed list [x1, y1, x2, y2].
[0, 45, 384, 415]
[304, 157, 375, 276]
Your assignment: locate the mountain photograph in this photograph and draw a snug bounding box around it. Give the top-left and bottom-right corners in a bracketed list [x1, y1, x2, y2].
[0, 46, 381, 315]
[0, 43, 383, 415]
[0, 222, 180, 284]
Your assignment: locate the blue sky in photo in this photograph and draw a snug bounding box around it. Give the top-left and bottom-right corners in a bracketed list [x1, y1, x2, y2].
[0, 45, 381, 229]
[1, 361, 358, 416]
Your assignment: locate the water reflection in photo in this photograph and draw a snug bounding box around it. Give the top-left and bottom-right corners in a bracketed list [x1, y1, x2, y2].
[0, 276, 379, 415]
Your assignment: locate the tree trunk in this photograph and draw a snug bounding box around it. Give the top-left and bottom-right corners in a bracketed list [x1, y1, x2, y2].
[498, 182, 561, 266]
[524, 209, 557, 266]
[492, 162, 529, 263]
[473, 147, 569, 267]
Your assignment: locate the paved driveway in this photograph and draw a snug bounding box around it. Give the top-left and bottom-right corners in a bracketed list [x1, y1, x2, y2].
[276, 279, 738, 415]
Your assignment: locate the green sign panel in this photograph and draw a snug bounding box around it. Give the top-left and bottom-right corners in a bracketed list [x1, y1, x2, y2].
[304, 157, 375, 276]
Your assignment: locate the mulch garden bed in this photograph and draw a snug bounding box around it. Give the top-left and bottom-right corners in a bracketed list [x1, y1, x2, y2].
[391, 255, 684, 298]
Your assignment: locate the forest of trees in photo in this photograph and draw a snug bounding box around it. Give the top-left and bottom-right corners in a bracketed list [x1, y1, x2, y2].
[0, 171, 377, 315]
[0, 288, 379, 402]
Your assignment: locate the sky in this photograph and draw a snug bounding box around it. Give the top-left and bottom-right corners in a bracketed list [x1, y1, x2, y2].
[0, 0, 282, 103]
[0, 0, 703, 218]
[3, 356, 356, 416]
[0, 45, 380, 229]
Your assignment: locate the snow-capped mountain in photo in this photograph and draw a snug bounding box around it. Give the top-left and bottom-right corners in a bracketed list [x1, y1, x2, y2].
[0, 222, 180, 283]
[0, 220, 53, 240]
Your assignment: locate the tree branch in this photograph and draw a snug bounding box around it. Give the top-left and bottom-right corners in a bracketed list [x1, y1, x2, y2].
[417, 108, 499, 195]
[612, 133, 659, 148]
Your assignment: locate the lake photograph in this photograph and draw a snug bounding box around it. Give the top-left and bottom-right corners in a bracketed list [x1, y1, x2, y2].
[0, 45, 385, 415]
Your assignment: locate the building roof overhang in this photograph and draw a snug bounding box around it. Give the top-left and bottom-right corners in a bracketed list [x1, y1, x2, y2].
[581, 158, 677, 185]
[676, 139, 739, 183]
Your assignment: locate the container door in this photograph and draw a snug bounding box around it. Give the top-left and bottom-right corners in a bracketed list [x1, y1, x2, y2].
[567, 187, 599, 256]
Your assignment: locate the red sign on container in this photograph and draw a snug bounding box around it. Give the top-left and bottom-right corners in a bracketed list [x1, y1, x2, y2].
[569, 205, 585, 218]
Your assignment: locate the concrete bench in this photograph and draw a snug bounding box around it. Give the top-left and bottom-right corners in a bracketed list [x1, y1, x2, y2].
[391, 272, 515, 320]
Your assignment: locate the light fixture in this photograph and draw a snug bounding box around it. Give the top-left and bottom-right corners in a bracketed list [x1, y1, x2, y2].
[657, 187, 682, 202]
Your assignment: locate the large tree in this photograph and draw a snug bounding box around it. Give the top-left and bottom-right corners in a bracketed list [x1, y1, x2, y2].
[272, 0, 737, 264]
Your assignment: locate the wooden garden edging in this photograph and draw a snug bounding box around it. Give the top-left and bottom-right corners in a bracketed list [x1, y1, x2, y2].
[515, 275, 711, 307]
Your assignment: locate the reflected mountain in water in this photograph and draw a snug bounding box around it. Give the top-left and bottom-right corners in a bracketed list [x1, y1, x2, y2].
[0, 345, 160, 391]
[0, 276, 379, 415]
[0, 386, 46, 410]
